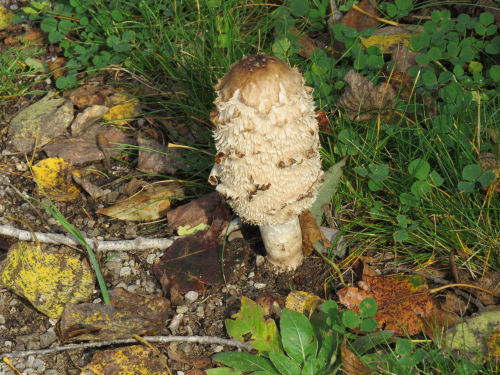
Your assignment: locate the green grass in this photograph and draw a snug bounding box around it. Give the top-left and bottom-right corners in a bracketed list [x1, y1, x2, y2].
[11, 0, 500, 372]
[0, 44, 48, 99]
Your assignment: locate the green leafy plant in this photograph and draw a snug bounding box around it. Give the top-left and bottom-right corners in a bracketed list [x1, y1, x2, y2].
[16, 0, 136, 89]
[208, 297, 393, 374]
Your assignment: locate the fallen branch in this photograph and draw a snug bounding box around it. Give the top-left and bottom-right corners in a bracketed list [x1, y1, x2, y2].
[1, 335, 255, 359]
[0, 224, 175, 252]
[0, 219, 242, 252]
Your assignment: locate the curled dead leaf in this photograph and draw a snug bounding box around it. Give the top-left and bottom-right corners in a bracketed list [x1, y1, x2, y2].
[339, 70, 396, 121]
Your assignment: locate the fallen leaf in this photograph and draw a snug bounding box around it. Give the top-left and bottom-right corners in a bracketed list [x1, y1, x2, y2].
[361, 26, 415, 53]
[25, 57, 49, 73]
[177, 223, 210, 236]
[256, 292, 284, 316]
[225, 296, 281, 354]
[338, 263, 455, 336]
[71, 105, 109, 136]
[341, 337, 372, 375]
[167, 343, 212, 369]
[0, 242, 94, 318]
[288, 27, 325, 59]
[44, 123, 136, 165]
[102, 93, 140, 125]
[21, 27, 45, 43]
[309, 157, 347, 224]
[316, 110, 331, 133]
[153, 204, 247, 294]
[333, 0, 378, 54]
[48, 57, 67, 80]
[8, 93, 74, 152]
[64, 84, 112, 109]
[72, 173, 110, 199]
[390, 42, 417, 72]
[32, 157, 80, 201]
[167, 192, 224, 231]
[0, 5, 13, 31]
[97, 182, 184, 221]
[137, 136, 185, 175]
[299, 210, 331, 256]
[81, 345, 169, 375]
[443, 291, 468, 315]
[59, 288, 170, 341]
[285, 291, 323, 317]
[444, 310, 500, 362]
[341, 0, 378, 31]
[338, 70, 396, 121]
[460, 270, 500, 306]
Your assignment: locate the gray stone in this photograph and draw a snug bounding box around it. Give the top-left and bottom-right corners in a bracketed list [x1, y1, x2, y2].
[39, 330, 57, 348]
[119, 266, 131, 277]
[176, 305, 189, 314]
[184, 291, 199, 304]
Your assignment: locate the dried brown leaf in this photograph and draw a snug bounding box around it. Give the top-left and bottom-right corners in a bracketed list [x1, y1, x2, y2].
[96, 182, 184, 221]
[59, 288, 170, 342]
[338, 70, 395, 121]
[137, 136, 184, 175]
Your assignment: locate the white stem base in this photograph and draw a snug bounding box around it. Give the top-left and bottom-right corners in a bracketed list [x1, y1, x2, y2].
[259, 217, 303, 271]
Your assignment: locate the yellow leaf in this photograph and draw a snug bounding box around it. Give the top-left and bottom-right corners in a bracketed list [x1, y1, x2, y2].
[285, 291, 323, 318]
[97, 182, 184, 221]
[32, 157, 80, 201]
[361, 33, 412, 53]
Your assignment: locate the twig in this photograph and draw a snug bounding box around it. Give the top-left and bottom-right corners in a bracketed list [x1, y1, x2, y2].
[1, 335, 255, 359]
[0, 224, 175, 252]
[0, 219, 242, 252]
[395, 266, 486, 312]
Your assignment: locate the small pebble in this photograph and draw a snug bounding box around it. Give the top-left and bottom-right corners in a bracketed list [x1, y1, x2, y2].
[248, 271, 255, 278]
[213, 345, 224, 353]
[196, 305, 205, 318]
[169, 314, 183, 332]
[127, 284, 138, 293]
[184, 291, 199, 304]
[254, 282, 266, 289]
[247, 280, 254, 287]
[255, 255, 265, 267]
[146, 253, 157, 264]
[0, 314, 5, 325]
[39, 329, 57, 348]
[176, 305, 189, 314]
[33, 358, 46, 372]
[119, 266, 132, 277]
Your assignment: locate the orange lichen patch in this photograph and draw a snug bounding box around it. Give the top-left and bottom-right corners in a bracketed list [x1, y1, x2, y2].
[0, 242, 94, 318]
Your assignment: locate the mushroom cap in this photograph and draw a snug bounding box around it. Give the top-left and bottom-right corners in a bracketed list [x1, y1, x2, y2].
[210, 53, 323, 225]
[215, 54, 305, 114]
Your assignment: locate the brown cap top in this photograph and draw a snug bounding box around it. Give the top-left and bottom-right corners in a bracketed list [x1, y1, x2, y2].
[215, 53, 304, 113]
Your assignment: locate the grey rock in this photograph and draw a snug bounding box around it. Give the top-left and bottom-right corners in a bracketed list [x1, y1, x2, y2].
[184, 291, 199, 304]
[39, 330, 58, 348]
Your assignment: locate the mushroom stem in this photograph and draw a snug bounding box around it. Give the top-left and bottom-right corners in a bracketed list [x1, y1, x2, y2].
[259, 217, 303, 271]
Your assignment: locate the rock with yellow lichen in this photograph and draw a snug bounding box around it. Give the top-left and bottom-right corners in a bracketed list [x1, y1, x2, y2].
[0, 242, 95, 318]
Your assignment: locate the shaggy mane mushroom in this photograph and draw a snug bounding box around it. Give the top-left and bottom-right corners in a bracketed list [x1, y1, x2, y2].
[209, 53, 324, 271]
